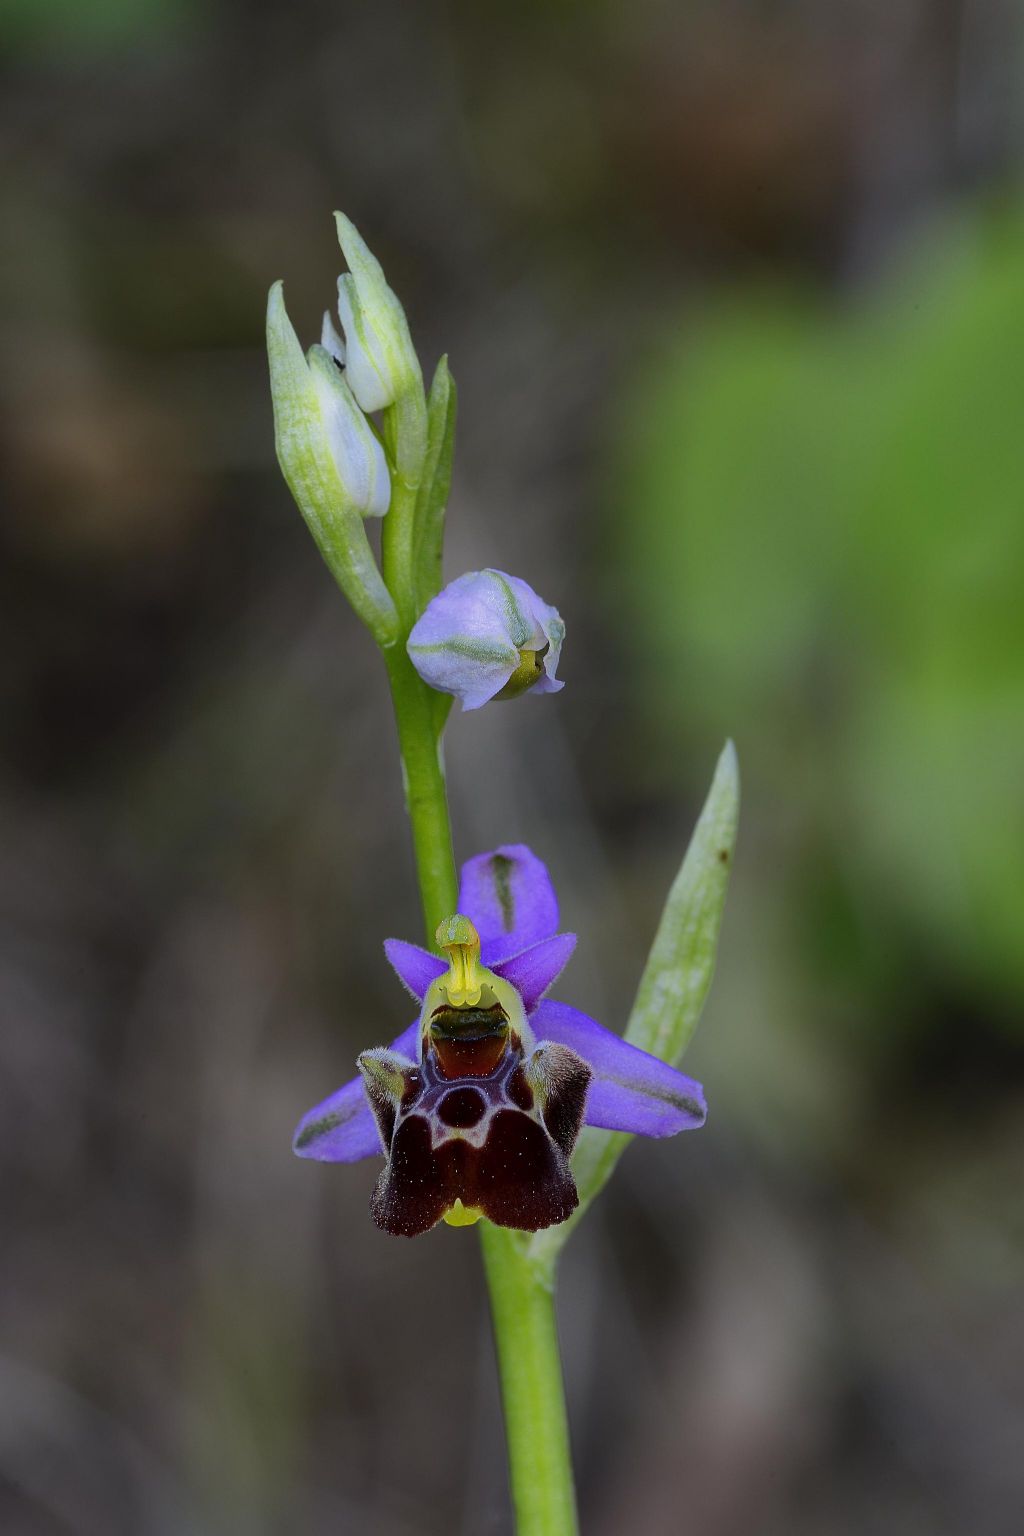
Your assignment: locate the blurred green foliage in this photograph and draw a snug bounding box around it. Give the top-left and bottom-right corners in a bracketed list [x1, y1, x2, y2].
[0, 0, 192, 52]
[616, 204, 1024, 1014]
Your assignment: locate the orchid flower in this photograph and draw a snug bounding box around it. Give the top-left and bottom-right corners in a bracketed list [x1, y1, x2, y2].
[294, 844, 705, 1236]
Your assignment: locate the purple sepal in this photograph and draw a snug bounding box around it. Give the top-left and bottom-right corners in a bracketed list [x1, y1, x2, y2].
[532, 1000, 707, 1137]
[494, 932, 577, 1012]
[292, 1076, 380, 1162]
[293, 1020, 418, 1161]
[384, 938, 446, 1001]
[459, 844, 560, 963]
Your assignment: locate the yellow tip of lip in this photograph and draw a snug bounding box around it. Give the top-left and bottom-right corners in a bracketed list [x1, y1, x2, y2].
[443, 1199, 482, 1228]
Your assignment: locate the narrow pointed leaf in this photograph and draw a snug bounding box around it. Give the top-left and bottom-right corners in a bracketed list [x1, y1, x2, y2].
[525, 740, 739, 1272]
[625, 737, 740, 1065]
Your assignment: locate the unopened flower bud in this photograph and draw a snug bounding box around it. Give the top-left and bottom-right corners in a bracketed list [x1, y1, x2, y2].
[267, 282, 391, 520]
[332, 212, 422, 413]
[307, 346, 390, 518]
[265, 281, 397, 643]
[407, 569, 565, 711]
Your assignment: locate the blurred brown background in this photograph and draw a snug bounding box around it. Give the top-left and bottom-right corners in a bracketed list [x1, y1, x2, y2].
[2, 1, 1023, 1532]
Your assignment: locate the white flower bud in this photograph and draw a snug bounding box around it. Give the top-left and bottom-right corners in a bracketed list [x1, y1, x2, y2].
[308, 346, 390, 519]
[332, 213, 422, 413]
[265, 280, 397, 643]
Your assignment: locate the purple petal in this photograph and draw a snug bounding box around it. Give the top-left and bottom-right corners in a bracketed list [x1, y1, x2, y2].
[532, 1000, 706, 1138]
[459, 844, 560, 963]
[293, 1020, 419, 1162]
[494, 932, 577, 1012]
[384, 938, 446, 1002]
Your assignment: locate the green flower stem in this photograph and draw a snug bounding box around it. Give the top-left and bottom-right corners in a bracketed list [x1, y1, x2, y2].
[381, 641, 458, 936]
[383, 631, 577, 1536]
[480, 1227, 578, 1536]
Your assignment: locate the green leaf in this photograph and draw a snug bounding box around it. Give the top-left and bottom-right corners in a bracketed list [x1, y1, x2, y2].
[525, 741, 739, 1274]
[624, 737, 740, 1064]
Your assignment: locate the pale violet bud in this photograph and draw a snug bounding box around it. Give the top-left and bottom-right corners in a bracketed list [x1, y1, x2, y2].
[407, 570, 565, 711]
[333, 212, 422, 413]
[307, 346, 390, 518]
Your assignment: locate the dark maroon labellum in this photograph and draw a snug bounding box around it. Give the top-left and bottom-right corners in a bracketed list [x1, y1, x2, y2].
[364, 1028, 591, 1238]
